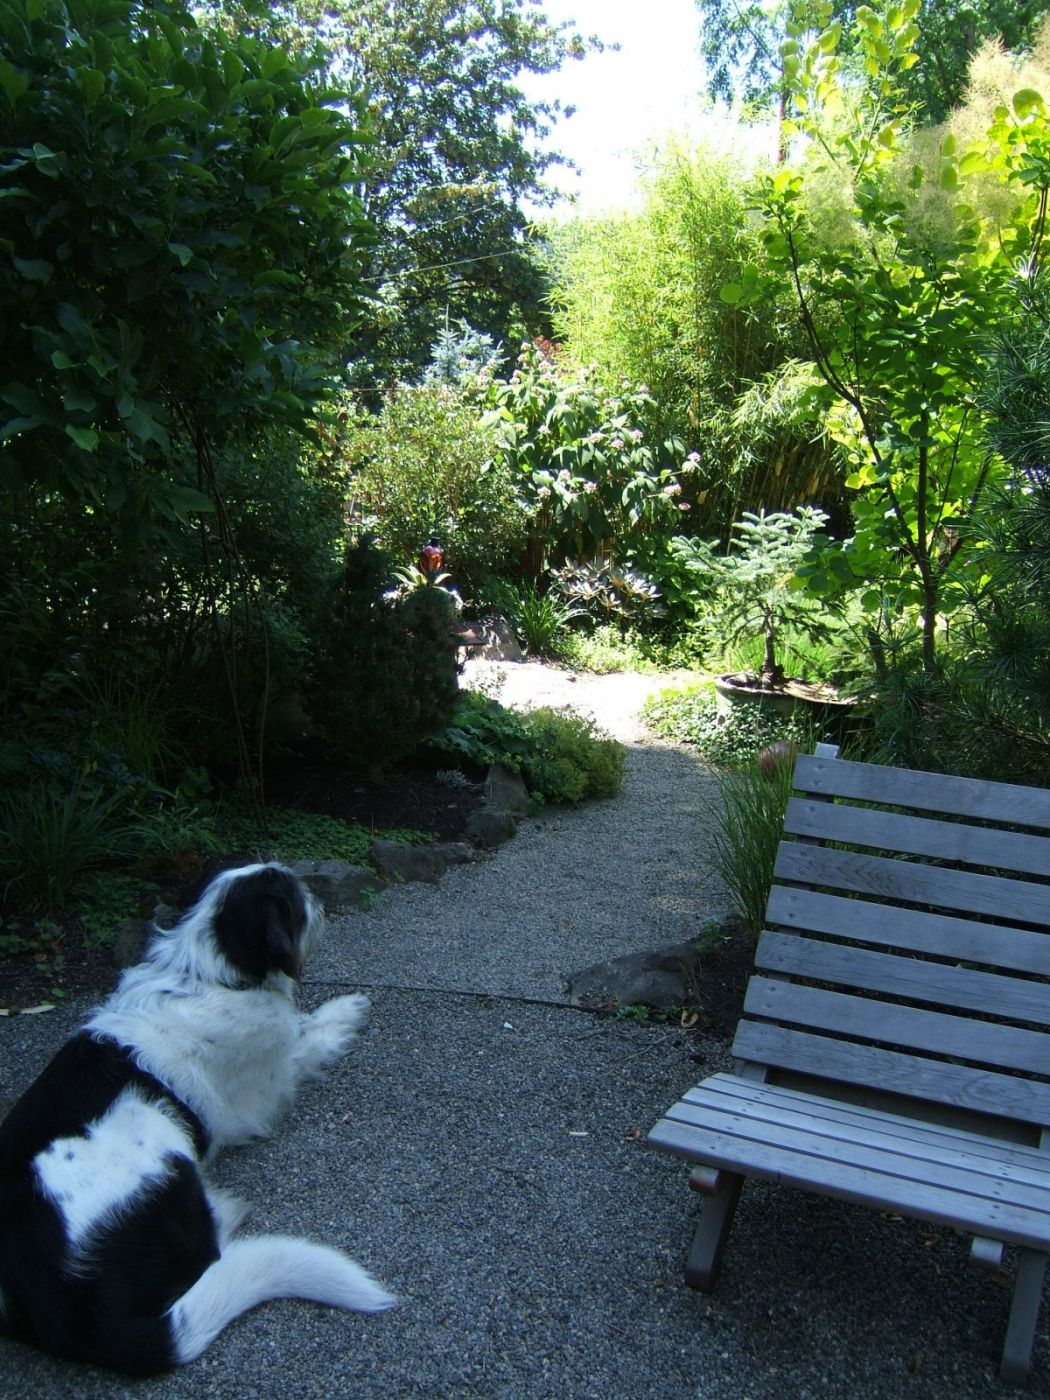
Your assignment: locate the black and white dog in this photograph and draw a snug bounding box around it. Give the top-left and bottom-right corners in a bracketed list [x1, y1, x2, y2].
[0, 862, 395, 1375]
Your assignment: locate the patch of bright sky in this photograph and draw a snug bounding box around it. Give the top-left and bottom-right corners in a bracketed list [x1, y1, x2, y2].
[520, 0, 777, 219]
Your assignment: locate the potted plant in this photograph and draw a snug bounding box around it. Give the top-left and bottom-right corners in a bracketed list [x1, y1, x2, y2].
[678, 507, 851, 719]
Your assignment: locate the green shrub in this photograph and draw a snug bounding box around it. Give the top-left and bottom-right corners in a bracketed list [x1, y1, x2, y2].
[643, 684, 820, 766]
[493, 582, 581, 657]
[429, 694, 626, 805]
[520, 707, 626, 804]
[309, 539, 460, 770]
[427, 691, 533, 772]
[346, 385, 526, 593]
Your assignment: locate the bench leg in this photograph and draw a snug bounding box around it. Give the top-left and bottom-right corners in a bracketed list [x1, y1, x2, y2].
[1000, 1248, 1047, 1386]
[684, 1172, 744, 1291]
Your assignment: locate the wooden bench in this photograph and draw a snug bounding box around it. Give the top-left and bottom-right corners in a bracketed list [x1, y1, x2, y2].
[648, 744, 1050, 1385]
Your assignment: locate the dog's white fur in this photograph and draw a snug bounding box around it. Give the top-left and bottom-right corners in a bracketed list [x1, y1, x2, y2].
[0, 862, 395, 1374]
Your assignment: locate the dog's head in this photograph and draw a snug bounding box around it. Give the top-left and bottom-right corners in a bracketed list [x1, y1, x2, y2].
[175, 863, 324, 989]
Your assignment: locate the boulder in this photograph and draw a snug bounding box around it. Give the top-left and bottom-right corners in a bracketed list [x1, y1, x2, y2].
[433, 841, 476, 866]
[369, 839, 449, 885]
[483, 763, 530, 816]
[112, 902, 180, 968]
[112, 918, 152, 969]
[288, 858, 383, 909]
[464, 807, 518, 849]
[471, 613, 523, 661]
[565, 940, 705, 1011]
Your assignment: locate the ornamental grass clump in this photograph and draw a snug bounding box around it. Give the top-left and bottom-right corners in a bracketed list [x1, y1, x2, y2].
[713, 757, 795, 940]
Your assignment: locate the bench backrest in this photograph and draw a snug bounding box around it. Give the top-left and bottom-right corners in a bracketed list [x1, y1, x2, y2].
[732, 749, 1050, 1136]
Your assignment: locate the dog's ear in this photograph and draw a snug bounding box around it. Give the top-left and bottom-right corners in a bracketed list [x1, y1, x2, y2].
[212, 866, 308, 985]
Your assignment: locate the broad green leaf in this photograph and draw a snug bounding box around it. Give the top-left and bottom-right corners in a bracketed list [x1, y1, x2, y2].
[168, 242, 193, 266]
[1, 383, 41, 413]
[168, 485, 215, 515]
[12, 256, 52, 283]
[0, 414, 48, 441]
[0, 61, 29, 105]
[1013, 89, 1045, 119]
[79, 68, 105, 108]
[65, 424, 99, 451]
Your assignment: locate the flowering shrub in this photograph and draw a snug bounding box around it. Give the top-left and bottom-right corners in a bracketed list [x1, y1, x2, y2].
[481, 342, 694, 568]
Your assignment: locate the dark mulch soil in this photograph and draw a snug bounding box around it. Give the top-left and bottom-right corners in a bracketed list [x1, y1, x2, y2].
[693, 921, 754, 1040]
[260, 747, 488, 845]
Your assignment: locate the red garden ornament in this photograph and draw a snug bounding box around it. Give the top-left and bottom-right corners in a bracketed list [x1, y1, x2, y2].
[419, 540, 444, 574]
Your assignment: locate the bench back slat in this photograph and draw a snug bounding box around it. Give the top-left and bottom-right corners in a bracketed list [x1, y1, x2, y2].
[765, 886, 1050, 975]
[744, 977, 1050, 1075]
[734, 749, 1050, 1134]
[732, 1021, 1050, 1125]
[793, 752, 1050, 830]
[784, 797, 1050, 878]
[755, 930, 1050, 1027]
[773, 841, 1050, 926]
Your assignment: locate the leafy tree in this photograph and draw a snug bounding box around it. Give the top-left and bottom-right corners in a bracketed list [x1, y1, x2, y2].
[727, 0, 1050, 670]
[220, 0, 597, 385]
[0, 0, 372, 785]
[549, 143, 838, 541]
[0, 0, 371, 522]
[696, 0, 1050, 122]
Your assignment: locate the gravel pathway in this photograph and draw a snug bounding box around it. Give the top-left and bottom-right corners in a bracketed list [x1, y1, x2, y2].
[1, 661, 1046, 1398]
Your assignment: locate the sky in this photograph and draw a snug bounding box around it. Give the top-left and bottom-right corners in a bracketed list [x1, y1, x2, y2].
[519, 0, 717, 217]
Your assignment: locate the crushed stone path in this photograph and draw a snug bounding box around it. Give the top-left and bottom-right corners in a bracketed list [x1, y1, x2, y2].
[314, 660, 726, 1004]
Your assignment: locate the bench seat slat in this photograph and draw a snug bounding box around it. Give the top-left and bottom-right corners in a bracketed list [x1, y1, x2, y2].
[784, 798, 1050, 877]
[774, 841, 1050, 926]
[731, 1021, 1050, 1123]
[755, 930, 1050, 1026]
[668, 1078, 1050, 1193]
[647, 1117, 1050, 1251]
[766, 886, 1050, 975]
[682, 1075, 1050, 1167]
[793, 753, 1050, 830]
[744, 977, 1050, 1075]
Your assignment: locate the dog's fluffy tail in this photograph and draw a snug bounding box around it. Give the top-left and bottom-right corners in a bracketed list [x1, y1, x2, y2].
[168, 1236, 397, 1364]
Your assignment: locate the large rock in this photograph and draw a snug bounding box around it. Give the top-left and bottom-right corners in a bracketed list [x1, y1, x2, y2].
[471, 613, 523, 661]
[370, 839, 451, 885]
[464, 807, 518, 849]
[483, 763, 530, 816]
[565, 940, 705, 1011]
[288, 858, 383, 909]
[112, 902, 180, 968]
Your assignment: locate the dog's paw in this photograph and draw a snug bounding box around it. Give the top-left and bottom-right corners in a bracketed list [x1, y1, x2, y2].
[300, 994, 370, 1067]
[207, 1188, 251, 1244]
[313, 993, 370, 1034]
